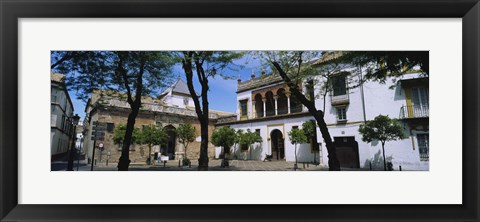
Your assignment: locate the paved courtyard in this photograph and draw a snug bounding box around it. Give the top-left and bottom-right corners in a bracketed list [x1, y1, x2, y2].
[53, 158, 330, 171]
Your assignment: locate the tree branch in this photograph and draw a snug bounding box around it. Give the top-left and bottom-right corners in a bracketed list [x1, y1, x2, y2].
[133, 52, 147, 107]
[116, 52, 134, 105]
[182, 52, 203, 118]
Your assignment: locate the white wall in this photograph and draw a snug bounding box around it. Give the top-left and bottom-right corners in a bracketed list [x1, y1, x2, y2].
[163, 93, 194, 108]
[228, 115, 320, 163]
[50, 84, 74, 157]
[228, 73, 428, 170]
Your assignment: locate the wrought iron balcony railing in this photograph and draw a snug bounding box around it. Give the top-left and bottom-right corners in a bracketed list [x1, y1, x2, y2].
[399, 105, 429, 119]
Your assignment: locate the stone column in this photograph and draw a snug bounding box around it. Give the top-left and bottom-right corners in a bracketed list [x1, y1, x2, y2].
[273, 95, 278, 116]
[262, 97, 267, 117]
[302, 85, 307, 112]
[286, 92, 291, 114]
[252, 100, 256, 118]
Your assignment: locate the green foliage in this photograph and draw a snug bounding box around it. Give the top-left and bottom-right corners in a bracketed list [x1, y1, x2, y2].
[176, 123, 196, 149]
[288, 128, 308, 145]
[211, 127, 237, 153]
[51, 51, 176, 102]
[238, 129, 262, 148]
[320, 51, 429, 83]
[358, 115, 406, 144]
[182, 157, 191, 166]
[302, 120, 316, 140]
[234, 129, 244, 144]
[252, 51, 323, 87]
[138, 125, 168, 147]
[112, 124, 141, 145]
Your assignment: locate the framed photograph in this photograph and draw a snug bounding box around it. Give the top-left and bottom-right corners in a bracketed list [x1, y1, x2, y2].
[1, 0, 479, 221]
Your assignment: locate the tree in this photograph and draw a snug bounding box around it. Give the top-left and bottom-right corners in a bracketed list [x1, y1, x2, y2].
[113, 124, 141, 148]
[176, 123, 196, 160]
[51, 51, 175, 170]
[238, 129, 262, 160]
[317, 51, 429, 83]
[288, 127, 308, 171]
[358, 115, 406, 171]
[302, 120, 319, 164]
[211, 127, 237, 167]
[138, 125, 168, 165]
[232, 129, 244, 159]
[178, 51, 244, 170]
[256, 51, 341, 170]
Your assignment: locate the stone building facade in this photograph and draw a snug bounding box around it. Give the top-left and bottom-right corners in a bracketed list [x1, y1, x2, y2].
[82, 79, 235, 165]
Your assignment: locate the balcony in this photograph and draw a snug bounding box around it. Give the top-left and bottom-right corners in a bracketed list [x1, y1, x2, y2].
[254, 106, 304, 118]
[331, 94, 349, 106]
[399, 105, 429, 119]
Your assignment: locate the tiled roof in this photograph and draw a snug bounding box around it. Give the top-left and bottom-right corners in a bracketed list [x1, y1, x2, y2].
[160, 78, 197, 96]
[237, 73, 284, 92]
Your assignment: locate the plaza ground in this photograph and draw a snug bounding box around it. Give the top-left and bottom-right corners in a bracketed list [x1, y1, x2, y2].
[52, 158, 330, 171]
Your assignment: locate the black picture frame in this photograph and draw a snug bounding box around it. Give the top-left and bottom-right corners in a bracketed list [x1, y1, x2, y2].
[1, 0, 479, 221]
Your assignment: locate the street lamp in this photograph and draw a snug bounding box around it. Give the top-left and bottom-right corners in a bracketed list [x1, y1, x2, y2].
[67, 114, 80, 171]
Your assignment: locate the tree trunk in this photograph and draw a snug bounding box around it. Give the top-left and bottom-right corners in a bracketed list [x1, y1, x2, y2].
[313, 111, 341, 171]
[117, 106, 140, 171]
[294, 143, 298, 171]
[198, 119, 209, 170]
[184, 143, 188, 160]
[67, 125, 77, 171]
[116, 51, 145, 171]
[272, 61, 340, 171]
[182, 52, 210, 171]
[382, 142, 387, 171]
[148, 144, 152, 165]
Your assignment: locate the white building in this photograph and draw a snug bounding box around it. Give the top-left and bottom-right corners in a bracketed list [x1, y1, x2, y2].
[158, 78, 196, 108]
[51, 73, 75, 159]
[217, 55, 429, 171]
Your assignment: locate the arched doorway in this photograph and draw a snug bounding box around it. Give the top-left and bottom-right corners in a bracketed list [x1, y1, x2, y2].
[163, 125, 177, 160]
[270, 129, 285, 160]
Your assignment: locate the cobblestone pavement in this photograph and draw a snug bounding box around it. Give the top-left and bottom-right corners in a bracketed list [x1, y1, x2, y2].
[64, 159, 330, 171]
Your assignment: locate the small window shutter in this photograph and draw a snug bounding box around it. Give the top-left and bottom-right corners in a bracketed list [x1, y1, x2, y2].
[107, 123, 114, 132]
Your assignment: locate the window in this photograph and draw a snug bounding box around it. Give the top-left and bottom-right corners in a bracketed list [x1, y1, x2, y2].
[51, 94, 57, 103]
[411, 87, 429, 117]
[255, 129, 260, 136]
[306, 80, 315, 100]
[240, 100, 248, 116]
[412, 87, 429, 107]
[61, 115, 65, 130]
[241, 144, 249, 151]
[417, 134, 429, 161]
[106, 123, 115, 132]
[57, 138, 61, 153]
[292, 126, 298, 130]
[332, 75, 347, 96]
[336, 107, 347, 121]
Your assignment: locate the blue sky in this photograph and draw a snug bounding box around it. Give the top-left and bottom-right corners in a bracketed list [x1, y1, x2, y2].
[69, 56, 265, 120]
